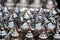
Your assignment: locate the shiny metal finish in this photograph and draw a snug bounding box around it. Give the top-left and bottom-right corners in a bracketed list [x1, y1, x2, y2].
[0, 0, 60, 40]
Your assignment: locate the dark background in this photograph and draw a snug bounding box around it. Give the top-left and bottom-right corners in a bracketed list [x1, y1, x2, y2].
[56, 0, 60, 9]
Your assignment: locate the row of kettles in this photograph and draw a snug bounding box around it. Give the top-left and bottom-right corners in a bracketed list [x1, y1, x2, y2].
[0, 2, 60, 40]
[0, 22, 60, 40]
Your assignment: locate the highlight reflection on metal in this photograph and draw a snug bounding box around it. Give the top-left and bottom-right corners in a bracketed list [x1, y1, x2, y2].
[0, 0, 60, 40]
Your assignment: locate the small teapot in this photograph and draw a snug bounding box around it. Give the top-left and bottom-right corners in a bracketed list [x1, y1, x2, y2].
[11, 27, 20, 40]
[25, 31, 34, 40]
[54, 30, 60, 40]
[39, 31, 47, 40]
[0, 27, 7, 40]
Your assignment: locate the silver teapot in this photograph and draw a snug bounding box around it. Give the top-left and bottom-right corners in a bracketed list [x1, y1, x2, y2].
[0, 27, 7, 40]
[39, 31, 47, 40]
[11, 28, 19, 40]
[25, 31, 34, 40]
[54, 30, 60, 40]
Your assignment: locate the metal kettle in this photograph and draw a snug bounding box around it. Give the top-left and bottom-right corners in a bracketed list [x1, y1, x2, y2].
[25, 31, 34, 40]
[11, 27, 19, 40]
